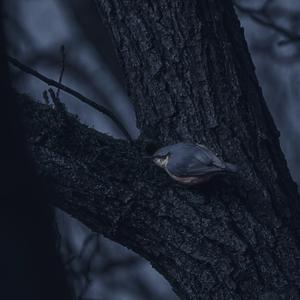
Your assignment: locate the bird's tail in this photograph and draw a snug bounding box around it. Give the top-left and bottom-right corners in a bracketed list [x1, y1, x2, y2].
[224, 162, 239, 173]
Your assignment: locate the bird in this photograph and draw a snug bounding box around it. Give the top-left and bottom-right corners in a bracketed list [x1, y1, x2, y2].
[152, 142, 238, 185]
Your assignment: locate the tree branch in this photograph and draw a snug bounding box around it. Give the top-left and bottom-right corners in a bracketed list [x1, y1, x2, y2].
[8, 55, 133, 142]
[22, 90, 300, 300]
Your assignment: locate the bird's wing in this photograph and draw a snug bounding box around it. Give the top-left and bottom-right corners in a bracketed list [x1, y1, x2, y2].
[166, 144, 226, 177]
[195, 144, 225, 169]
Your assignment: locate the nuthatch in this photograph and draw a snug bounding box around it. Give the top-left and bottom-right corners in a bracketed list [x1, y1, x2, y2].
[152, 142, 238, 184]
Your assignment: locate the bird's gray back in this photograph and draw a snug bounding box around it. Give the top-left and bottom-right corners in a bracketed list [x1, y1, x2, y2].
[166, 143, 226, 177]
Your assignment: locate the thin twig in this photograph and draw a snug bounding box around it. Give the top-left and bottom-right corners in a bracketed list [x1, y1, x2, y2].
[56, 45, 66, 99]
[49, 88, 65, 112]
[7, 55, 133, 142]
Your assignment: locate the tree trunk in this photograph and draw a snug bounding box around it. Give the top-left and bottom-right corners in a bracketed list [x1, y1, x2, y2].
[18, 0, 300, 299]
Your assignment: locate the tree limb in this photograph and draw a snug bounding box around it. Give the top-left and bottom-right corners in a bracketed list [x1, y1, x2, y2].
[8, 55, 133, 142]
[22, 91, 300, 299]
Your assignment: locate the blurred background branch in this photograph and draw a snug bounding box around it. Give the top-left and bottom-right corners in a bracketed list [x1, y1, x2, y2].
[235, 0, 300, 46]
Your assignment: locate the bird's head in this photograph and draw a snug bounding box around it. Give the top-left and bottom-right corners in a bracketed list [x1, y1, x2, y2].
[152, 154, 169, 168]
[151, 146, 172, 168]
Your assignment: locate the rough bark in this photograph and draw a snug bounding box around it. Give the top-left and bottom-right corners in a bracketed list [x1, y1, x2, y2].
[18, 0, 300, 299]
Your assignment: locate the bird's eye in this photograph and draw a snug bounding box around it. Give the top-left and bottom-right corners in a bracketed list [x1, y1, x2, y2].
[154, 158, 163, 165]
